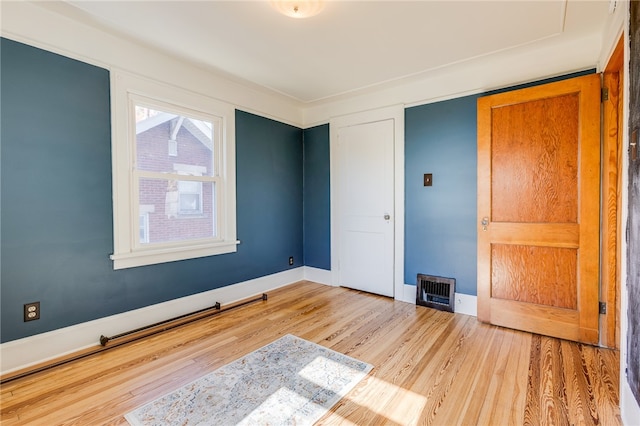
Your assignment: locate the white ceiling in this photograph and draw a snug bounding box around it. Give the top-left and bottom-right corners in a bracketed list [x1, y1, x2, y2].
[64, 0, 611, 104]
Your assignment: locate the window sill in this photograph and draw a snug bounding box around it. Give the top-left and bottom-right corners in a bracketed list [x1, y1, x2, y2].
[110, 240, 240, 270]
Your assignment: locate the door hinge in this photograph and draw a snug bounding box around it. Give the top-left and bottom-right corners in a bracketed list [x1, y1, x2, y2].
[599, 302, 607, 314]
[601, 88, 609, 102]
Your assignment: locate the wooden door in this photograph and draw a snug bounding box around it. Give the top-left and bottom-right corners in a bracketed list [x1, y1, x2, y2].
[477, 73, 601, 344]
[335, 119, 395, 297]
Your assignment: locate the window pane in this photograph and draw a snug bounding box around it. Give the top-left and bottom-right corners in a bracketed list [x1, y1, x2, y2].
[139, 214, 149, 244]
[135, 106, 214, 176]
[138, 177, 216, 244]
[179, 193, 201, 214]
[178, 180, 200, 193]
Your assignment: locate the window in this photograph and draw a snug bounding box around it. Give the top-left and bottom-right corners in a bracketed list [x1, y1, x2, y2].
[111, 71, 237, 269]
[139, 213, 149, 243]
[178, 180, 203, 215]
[172, 164, 208, 218]
[138, 205, 154, 244]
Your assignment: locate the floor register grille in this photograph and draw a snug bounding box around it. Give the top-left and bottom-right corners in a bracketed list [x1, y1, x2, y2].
[416, 274, 455, 313]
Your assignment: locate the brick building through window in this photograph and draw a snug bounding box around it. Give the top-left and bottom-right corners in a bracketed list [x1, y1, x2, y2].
[136, 109, 216, 245]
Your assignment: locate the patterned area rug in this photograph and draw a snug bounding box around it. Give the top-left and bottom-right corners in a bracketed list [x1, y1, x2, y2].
[125, 334, 373, 425]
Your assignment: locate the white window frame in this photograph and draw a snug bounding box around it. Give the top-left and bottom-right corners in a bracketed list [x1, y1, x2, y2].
[110, 71, 237, 269]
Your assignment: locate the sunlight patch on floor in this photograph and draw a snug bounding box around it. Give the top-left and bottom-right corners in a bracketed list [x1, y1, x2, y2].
[239, 387, 307, 424]
[345, 375, 428, 424]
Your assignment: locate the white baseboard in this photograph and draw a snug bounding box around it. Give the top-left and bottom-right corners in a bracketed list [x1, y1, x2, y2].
[301, 273, 416, 303]
[318, 280, 477, 315]
[401, 284, 477, 316]
[303, 266, 333, 285]
[0, 267, 305, 375]
[622, 378, 640, 426]
[400, 283, 417, 303]
[454, 293, 478, 317]
[2, 270, 478, 375]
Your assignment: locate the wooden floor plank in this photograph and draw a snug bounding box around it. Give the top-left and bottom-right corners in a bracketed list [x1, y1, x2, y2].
[0, 281, 620, 425]
[475, 327, 520, 425]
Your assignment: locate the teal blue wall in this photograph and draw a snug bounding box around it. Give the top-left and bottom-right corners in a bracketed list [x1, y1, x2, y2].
[302, 124, 331, 270]
[0, 36, 596, 343]
[236, 110, 303, 276]
[405, 96, 478, 294]
[1, 38, 303, 343]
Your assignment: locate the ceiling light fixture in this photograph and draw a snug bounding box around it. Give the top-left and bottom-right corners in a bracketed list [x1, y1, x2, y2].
[271, 0, 325, 19]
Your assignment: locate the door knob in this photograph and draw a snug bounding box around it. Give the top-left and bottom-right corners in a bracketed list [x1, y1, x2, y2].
[384, 214, 391, 220]
[481, 217, 489, 231]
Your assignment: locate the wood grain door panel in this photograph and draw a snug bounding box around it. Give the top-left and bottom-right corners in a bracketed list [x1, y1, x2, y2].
[491, 244, 577, 309]
[490, 94, 579, 223]
[477, 73, 601, 345]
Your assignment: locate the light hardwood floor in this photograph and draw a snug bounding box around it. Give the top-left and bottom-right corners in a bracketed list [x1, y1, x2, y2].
[1, 281, 621, 425]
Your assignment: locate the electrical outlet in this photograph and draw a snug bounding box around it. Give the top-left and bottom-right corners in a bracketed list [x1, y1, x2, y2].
[289, 256, 294, 266]
[24, 302, 40, 322]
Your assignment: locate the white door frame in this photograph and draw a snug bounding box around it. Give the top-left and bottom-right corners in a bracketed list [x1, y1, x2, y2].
[329, 105, 406, 301]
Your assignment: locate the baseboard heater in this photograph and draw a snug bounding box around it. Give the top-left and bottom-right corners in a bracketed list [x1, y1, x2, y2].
[0, 293, 268, 385]
[416, 274, 455, 313]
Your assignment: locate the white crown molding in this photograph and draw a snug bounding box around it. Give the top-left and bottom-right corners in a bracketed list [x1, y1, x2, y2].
[303, 32, 603, 127]
[0, 0, 304, 128]
[2, 1, 620, 130]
